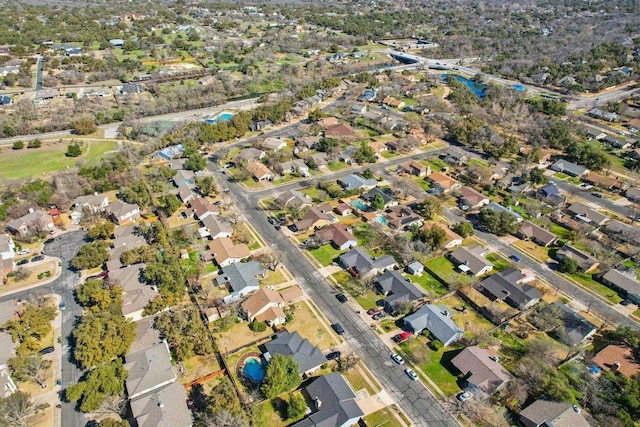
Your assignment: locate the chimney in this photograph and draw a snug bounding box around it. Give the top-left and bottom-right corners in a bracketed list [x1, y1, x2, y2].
[612, 361, 621, 372]
[158, 402, 165, 408]
[28, 208, 35, 214]
[314, 397, 321, 409]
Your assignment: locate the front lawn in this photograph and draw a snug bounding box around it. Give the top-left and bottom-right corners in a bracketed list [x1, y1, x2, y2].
[332, 271, 378, 310]
[547, 223, 572, 241]
[566, 272, 623, 304]
[327, 161, 348, 171]
[485, 253, 513, 272]
[399, 337, 461, 396]
[402, 271, 449, 297]
[309, 244, 342, 266]
[363, 407, 405, 427]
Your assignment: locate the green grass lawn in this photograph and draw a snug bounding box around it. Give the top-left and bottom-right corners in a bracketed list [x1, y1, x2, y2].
[0, 140, 117, 181]
[309, 244, 342, 266]
[332, 271, 378, 309]
[553, 172, 569, 180]
[399, 338, 461, 396]
[403, 271, 449, 297]
[363, 408, 405, 427]
[485, 253, 513, 272]
[424, 257, 474, 287]
[567, 272, 623, 304]
[327, 161, 348, 171]
[547, 223, 572, 241]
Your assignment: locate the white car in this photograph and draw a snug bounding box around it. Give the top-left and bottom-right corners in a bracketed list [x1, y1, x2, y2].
[391, 353, 404, 365]
[17, 249, 31, 255]
[457, 391, 473, 402]
[405, 368, 418, 381]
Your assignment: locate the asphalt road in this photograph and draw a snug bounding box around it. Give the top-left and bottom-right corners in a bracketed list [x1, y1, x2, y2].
[554, 180, 635, 218]
[209, 149, 460, 427]
[0, 231, 89, 427]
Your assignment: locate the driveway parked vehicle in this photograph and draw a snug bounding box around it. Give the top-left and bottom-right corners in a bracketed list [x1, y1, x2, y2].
[326, 351, 341, 360]
[457, 391, 473, 402]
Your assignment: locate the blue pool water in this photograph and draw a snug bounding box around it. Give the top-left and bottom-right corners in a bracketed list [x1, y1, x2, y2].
[243, 357, 266, 383]
[206, 112, 234, 124]
[376, 215, 388, 225]
[441, 74, 487, 98]
[351, 199, 368, 211]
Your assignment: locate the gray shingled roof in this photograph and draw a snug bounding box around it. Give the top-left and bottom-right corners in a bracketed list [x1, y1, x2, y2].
[263, 331, 326, 374]
[404, 304, 463, 346]
[375, 270, 425, 311]
[338, 247, 396, 276]
[130, 381, 192, 427]
[125, 342, 175, 399]
[216, 261, 263, 294]
[477, 269, 541, 310]
[520, 399, 590, 427]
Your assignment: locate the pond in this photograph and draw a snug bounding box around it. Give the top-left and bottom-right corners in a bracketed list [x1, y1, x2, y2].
[442, 74, 487, 98]
[242, 357, 266, 383]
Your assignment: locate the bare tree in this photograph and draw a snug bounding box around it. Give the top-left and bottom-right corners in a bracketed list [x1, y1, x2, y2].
[96, 395, 126, 417]
[336, 353, 359, 372]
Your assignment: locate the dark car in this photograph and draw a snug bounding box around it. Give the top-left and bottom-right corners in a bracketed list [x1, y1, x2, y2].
[620, 299, 633, 306]
[39, 346, 54, 355]
[32, 255, 45, 262]
[268, 217, 276, 225]
[326, 351, 341, 360]
[509, 255, 521, 263]
[367, 307, 382, 315]
[16, 259, 29, 266]
[331, 323, 345, 335]
[336, 293, 348, 303]
[591, 192, 604, 198]
[372, 312, 387, 320]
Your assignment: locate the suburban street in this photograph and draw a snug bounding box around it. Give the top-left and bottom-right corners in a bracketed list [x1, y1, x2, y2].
[209, 156, 460, 427]
[0, 231, 89, 427]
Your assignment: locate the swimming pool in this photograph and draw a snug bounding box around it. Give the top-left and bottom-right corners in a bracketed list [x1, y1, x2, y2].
[351, 199, 368, 211]
[243, 357, 266, 383]
[206, 112, 234, 124]
[376, 215, 388, 225]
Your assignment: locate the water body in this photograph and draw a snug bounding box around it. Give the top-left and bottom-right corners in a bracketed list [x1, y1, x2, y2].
[442, 74, 487, 98]
[206, 112, 234, 124]
[243, 357, 266, 383]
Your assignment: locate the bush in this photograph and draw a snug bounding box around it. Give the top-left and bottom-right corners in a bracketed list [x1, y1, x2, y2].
[12, 141, 24, 150]
[66, 144, 82, 157]
[429, 339, 443, 351]
[27, 139, 42, 149]
[249, 320, 267, 332]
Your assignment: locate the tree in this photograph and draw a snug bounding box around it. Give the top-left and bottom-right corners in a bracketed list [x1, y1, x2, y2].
[416, 196, 443, 220]
[185, 153, 207, 171]
[118, 180, 151, 208]
[3, 304, 56, 352]
[8, 350, 51, 389]
[157, 194, 181, 216]
[87, 221, 115, 240]
[14, 267, 31, 282]
[453, 220, 474, 238]
[155, 307, 212, 361]
[143, 254, 185, 296]
[478, 208, 521, 236]
[417, 225, 447, 249]
[317, 137, 339, 153]
[97, 418, 129, 427]
[65, 359, 128, 413]
[307, 108, 325, 122]
[528, 167, 548, 185]
[261, 354, 302, 398]
[73, 312, 135, 369]
[71, 241, 109, 270]
[354, 141, 377, 164]
[12, 141, 24, 150]
[0, 391, 44, 427]
[336, 353, 360, 372]
[287, 394, 307, 421]
[195, 176, 216, 196]
[370, 193, 385, 211]
[76, 279, 122, 313]
[557, 256, 578, 274]
[66, 144, 82, 157]
[361, 168, 374, 179]
[73, 117, 97, 135]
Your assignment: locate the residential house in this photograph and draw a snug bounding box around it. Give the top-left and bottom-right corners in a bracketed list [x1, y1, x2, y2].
[199, 215, 232, 240]
[246, 162, 274, 182]
[592, 344, 640, 378]
[422, 222, 463, 249]
[362, 188, 398, 210]
[404, 304, 464, 347]
[385, 205, 423, 231]
[584, 172, 626, 192]
[582, 126, 607, 141]
[120, 82, 142, 96]
[315, 224, 357, 251]
[172, 169, 195, 188]
[129, 316, 162, 354]
[350, 103, 367, 115]
[305, 152, 329, 169]
[538, 183, 564, 205]
[293, 204, 334, 232]
[241, 288, 286, 326]
[338, 247, 397, 278]
[291, 373, 363, 427]
[449, 245, 494, 277]
[374, 270, 425, 314]
[32, 89, 58, 102]
[177, 184, 198, 204]
[588, 108, 620, 122]
[567, 202, 609, 225]
[189, 198, 219, 220]
[451, 346, 514, 396]
[550, 159, 590, 177]
[262, 331, 325, 376]
[106, 201, 140, 226]
[216, 260, 263, 303]
[382, 96, 405, 109]
[517, 221, 558, 247]
[625, 187, 640, 202]
[155, 144, 185, 161]
[262, 137, 287, 151]
[324, 123, 355, 139]
[5, 210, 54, 236]
[0, 332, 17, 397]
[233, 147, 266, 163]
[0, 234, 16, 279]
[407, 127, 430, 144]
[456, 186, 490, 210]
[426, 172, 461, 194]
[442, 152, 468, 166]
[130, 381, 192, 427]
[604, 220, 640, 246]
[295, 135, 320, 153]
[519, 399, 590, 427]
[476, 269, 541, 310]
[277, 190, 313, 209]
[485, 202, 524, 223]
[359, 88, 377, 102]
[109, 264, 156, 321]
[334, 203, 353, 216]
[317, 117, 339, 128]
[0, 95, 12, 106]
[338, 174, 377, 192]
[276, 159, 310, 177]
[369, 140, 388, 154]
[207, 237, 250, 267]
[403, 159, 429, 177]
[604, 136, 632, 150]
[124, 342, 176, 400]
[406, 261, 424, 275]
[555, 243, 599, 273]
[70, 193, 109, 221]
[106, 235, 146, 271]
[600, 268, 640, 305]
[545, 302, 597, 346]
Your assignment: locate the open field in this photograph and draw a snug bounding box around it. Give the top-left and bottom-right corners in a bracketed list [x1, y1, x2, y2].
[0, 140, 118, 181]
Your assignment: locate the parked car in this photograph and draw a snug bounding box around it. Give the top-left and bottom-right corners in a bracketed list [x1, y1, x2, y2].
[591, 192, 604, 198]
[372, 312, 387, 320]
[32, 255, 45, 262]
[268, 217, 276, 225]
[620, 299, 633, 306]
[367, 307, 382, 315]
[331, 323, 345, 335]
[16, 259, 29, 266]
[17, 249, 31, 255]
[326, 351, 341, 360]
[405, 368, 418, 381]
[509, 255, 521, 263]
[391, 353, 404, 365]
[392, 331, 413, 343]
[336, 293, 348, 303]
[39, 346, 55, 355]
[457, 391, 473, 402]
[58, 301, 66, 311]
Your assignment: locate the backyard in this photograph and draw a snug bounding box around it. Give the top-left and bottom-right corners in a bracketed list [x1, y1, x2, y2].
[424, 256, 475, 288]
